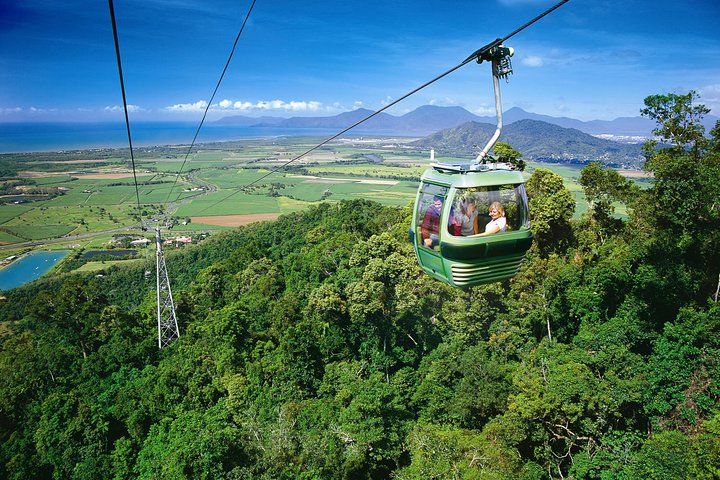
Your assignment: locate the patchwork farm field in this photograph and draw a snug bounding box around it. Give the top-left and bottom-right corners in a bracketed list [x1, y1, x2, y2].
[1, 135, 636, 258]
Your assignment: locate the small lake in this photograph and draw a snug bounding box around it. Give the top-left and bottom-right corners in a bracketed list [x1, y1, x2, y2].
[0, 251, 70, 290]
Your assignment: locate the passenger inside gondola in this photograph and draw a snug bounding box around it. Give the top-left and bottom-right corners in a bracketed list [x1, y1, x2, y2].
[447, 185, 527, 237]
[421, 195, 443, 248]
[458, 197, 479, 236]
[479, 201, 506, 235]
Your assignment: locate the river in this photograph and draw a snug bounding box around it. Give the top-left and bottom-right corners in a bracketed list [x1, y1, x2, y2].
[0, 251, 70, 290]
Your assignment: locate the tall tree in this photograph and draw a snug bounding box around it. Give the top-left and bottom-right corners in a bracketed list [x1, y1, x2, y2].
[579, 162, 638, 243]
[638, 91, 720, 301]
[494, 141, 526, 171]
[525, 168, 576, 255]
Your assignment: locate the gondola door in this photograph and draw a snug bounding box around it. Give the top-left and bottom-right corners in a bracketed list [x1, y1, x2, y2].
[412, 182, 451, 284]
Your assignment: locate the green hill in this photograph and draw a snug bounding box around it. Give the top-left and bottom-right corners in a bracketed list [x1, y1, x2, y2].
[415, 119, 646, 168]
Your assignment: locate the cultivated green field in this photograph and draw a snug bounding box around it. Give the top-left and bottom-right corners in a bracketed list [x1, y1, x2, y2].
[175, 191, 282, 216]
[74, 258, 144, 273]
[1, 136, 644, 259]
[0, 205, 31, 224]
[0, 230, 26, 244]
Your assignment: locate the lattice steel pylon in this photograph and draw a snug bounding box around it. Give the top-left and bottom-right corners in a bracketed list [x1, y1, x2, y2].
[155, 227, 179, 348]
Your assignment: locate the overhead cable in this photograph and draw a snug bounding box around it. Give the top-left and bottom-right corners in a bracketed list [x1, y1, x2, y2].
[108, 0, 142, 211]
[199, 0, 571, 214]
[164, 0, 259, 208]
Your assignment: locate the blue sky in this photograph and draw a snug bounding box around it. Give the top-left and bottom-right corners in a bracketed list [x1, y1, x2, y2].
[1, 0, 719, 123]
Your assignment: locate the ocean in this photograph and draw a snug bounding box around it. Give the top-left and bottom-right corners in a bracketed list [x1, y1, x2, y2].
[0, 122, 340, 154]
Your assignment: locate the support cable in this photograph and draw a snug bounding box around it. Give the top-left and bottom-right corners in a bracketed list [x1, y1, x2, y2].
[164, 0, 259, 209]
[463, 0, 570, 64]
[108, 0, 142, 211]
[199, 0, 571, 214]
[108, 0, 184, 348]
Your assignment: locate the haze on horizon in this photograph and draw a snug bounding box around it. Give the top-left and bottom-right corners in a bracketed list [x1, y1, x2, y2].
[1, 0, 719, 124]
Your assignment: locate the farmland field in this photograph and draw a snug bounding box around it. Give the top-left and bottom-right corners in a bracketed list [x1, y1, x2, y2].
[175, 191, 282, 216]
[0, 136, 646, 263]
[0, 230, 25, 244]
[2, 224, 76, 241]
[0, 204, 31, 224]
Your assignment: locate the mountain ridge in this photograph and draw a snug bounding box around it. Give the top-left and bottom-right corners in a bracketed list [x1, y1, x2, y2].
[414, 119, 646, 168]
[214, 105, 719, 167]
[214, 105, 719, 138]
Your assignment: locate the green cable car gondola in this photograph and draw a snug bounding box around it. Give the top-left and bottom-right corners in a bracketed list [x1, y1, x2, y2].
[409, 44, 533, 287]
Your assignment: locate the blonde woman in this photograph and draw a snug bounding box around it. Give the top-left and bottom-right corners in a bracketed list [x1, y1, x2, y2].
[481, 201, 506, 235]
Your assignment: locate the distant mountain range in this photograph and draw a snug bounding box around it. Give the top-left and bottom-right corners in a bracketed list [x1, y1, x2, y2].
[215, 105, 718, 138]
[215, 105, 718, 168]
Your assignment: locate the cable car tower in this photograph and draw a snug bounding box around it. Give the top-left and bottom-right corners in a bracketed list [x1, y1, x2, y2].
[108, 0, 187, 349]
[154, 224, 179, 348]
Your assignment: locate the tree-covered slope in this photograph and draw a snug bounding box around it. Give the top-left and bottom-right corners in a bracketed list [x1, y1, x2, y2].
[0, 93, 719, 479]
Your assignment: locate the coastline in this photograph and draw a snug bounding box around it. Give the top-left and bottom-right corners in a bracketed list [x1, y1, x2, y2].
[0, 122, 345, 154]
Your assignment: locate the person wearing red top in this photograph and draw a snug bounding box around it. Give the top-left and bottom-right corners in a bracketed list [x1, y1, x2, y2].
[421, 196, 442, 248]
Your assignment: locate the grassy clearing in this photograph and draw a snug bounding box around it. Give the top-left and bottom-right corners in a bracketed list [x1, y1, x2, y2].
[277, 197, 314, 212]
[200, 168, 282, 189]
[5, 204, 136, 233]
[305, 164, 424, 179]
[74, 258, 143, 273]
[175, 222, 234, 232]
[282, 183, 327, 202]
[69, 234, 131, 250]
[18, 174, 76, 184]
[17, 173, 185, 209]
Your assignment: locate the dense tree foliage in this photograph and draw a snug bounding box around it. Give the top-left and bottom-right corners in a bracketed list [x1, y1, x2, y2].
[494, 141, 526, 172]
[1, 94, 718, 479]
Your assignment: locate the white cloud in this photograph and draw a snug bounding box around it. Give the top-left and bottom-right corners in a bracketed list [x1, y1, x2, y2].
[163, 98, 355, 115]
[521, 56, 544, 67]
[379, 96, 393, 107]
[205, 99, 328, 113]
[553, 97, 570, 116]
[275, 100, 318, 111]
[165, 100, 208, 112]
[104, 104, 142, 112]
[233, 101, 254, 110]
[288, 100, 322, 111]
[698, 84, 720, 114]
[473, 106, 496, 116]
[254, 100, 322, 111]
[429, 97, 458, 107]
[27, 107, 59, 113]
